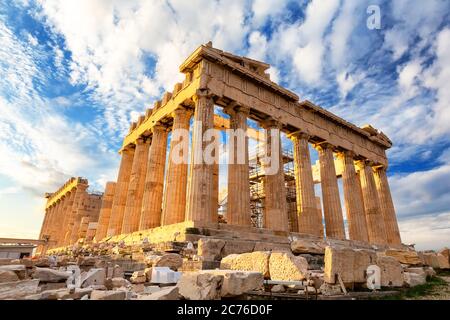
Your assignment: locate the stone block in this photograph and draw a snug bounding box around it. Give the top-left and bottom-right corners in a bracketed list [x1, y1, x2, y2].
[324, 246, 354, 284]
[138, 286, 179, 300]
[145, 253, 183, 270]
[151, 267, 181, 284]
[221, 240, 256, 257]
[90, 290, 127, 300]
[32, 268, 70, 283]
[204, 270, 264, 297]
[177, 271, 224, 300]
[403, 272, 426, 287]
[253, 242, 291, 252]
[422, 252, 440, 268]
[179, 260, 221, 271]
[384, 249, 422, 265]
[130, 270, 147, 284]
[197, 238, 225, 261]
[439, 248, 449, 264]
[0, 270, 19, 283]
[319, 283, 342, 296]
[437, 253, 450, 269]
[269, 252, 308, 281]
[220, 251, 270, 278]
[377, 255, 403, 287]
[290, 239, 325, 254]
[271, 284, 285, 293]
[0, 279, 40, 299]
[0, 264, 26, 279]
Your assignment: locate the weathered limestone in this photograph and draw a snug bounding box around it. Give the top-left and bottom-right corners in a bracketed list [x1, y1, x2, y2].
[0, 279, 40, 300]
[162, 107, 192, 225]
[316, 143, 345, 239]
[109, 148, 135, 236]
[186, 90, 216, 223]
[225, 104, 251, 226]
[95, 182, 116, 241]
[384, 249, 422, 265]
[220, 251, 270, 278]
[262, 120, 289, 232]
[337, 151, 369, 242]
[122, 138, 150, 234]
[91, 290, 126, 300]
[0, 270, 19, 283]
[140, 124, 169, 230]
[269, 252, 309, 281]
[403, 272, 426, 287]
[68, 184, 89, 245]
[138, 286, 180, 300]
[373, 166, 402, 246]
[197, 238, 226, 261]
[357, 160, 387, 245]
[177, 271, 224, 300]
[32, 268, 70, 283]
[376, 255, 403, 287]
[202, 270, 264, 297]
[290, 132, 322, 236]
[290, 239, 326, 255]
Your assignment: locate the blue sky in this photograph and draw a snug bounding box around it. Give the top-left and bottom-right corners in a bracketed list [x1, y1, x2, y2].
[0, 0, 449, 250]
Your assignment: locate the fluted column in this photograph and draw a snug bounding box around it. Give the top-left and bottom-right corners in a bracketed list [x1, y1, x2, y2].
[108, 147, 135, 236]
[262, 120, 289, 232]
[63, 183, 86, 245]
[163, 107, 192, 225]
[122, 138, 150, 233]
[225, 105, 251, 226]
[48, 200, 62, 248]
[316, 143, 345, 239]
[140, 124, 169, 229]
[57, 192, 75, 246]
[186, 90, 215, 223]
[373, 166, 402, 246]
[290, 132, 322, 236]
[337, 151, 369, 242]
[356, 160, 387, 245]
[69, 188, 89, 244]
[95, 182, 116, 241]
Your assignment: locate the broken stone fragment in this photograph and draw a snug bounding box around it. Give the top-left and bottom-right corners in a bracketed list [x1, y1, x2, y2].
[220, 251, 270, 278]
[138, 286, 179, 300]
[106, 277, 131, 289]
[145, 253, 183, 271]
[197, 238, 225, 261]
[319, 283, 342, 296]
[202, 270, 264, 297]
[437, 253, 450, 269]
[0, 279, 40, 299]
[90, 290, 127, 300]
[130, 270, 147, 284]
[0, 270, 19, 283]
[177, 271, 224, 300]
[32, 268, 70, 283]
[384, 249, 422, 265]
[269, 252, 309, 281]
[270, 284, 285, 293]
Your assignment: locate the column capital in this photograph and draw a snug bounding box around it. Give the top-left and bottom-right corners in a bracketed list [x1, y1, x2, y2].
[193, 89, 213, 102]
[223, 101, 250, 116]
[151, 122, 169, 133]
[313, 142, 335, 152]
[287, 130, 310, 141]
[336, 149, 356, 160]
[172, 105, 193, 118]
[355, 159, 376, 169]
[260, 118, 282, 129]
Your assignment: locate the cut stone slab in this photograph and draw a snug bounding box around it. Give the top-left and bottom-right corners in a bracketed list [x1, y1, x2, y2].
[0, 270, 19, 283]
[90, 290, 127, 300]
[81, 268, 105, 288]
[220, 251, 270, 278]
[197, 238, 225, 261]
[138, 286, 179, 300]
[422, 252, 440, 268]
[271, 284, 285, 293]
[203, 270, 264, 297]
[221, 240, 256, 257]
[403, 272, 426, 287]
[0, 264, 26, 279]
[151, 267, 181, 284]
[291, 239, 325, 255]
[32, 268, 70, 283]
[437, 253, 450, 269]
[384, 250, 422, 265]
[0, 279, 40, 299]
[324, 247, 354, 284]
[353, 249, 377, 283]
[377, 255, 403, 287]
[439, 248, 450, 264]
[269, 252, 308, 281]
[319, 283, 342, 296]
[177, 271, 224, 300]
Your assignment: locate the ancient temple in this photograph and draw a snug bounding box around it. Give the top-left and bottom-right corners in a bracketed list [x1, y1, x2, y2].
[39, 43, 402, 254]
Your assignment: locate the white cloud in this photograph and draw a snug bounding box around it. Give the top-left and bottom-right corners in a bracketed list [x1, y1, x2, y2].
[336, 71, 365, 97]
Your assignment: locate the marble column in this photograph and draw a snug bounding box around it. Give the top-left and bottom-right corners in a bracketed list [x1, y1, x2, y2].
[140, 124, 169, 230]
[186, 90, 215, 223]
[48, 200, 62, 248]
[225, 105, 251, 226]
[373, 166, 402, 246]
[316, 143, 345, 240]
[337, 151, 369, 242]
[122, 138, 150, 233]
[95, 182, 116, 241]
[69, 190, 89, 244]
[57, 192, 75, 246]
[290, 132, 322, 236]
[67, 184, 88, 244]
[108, 147, 135, 236]
[357, 160, 387, 245]
[262, 120, 289, 232]
[163, 107, 192, 225]
[63, 184, 85, 245]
